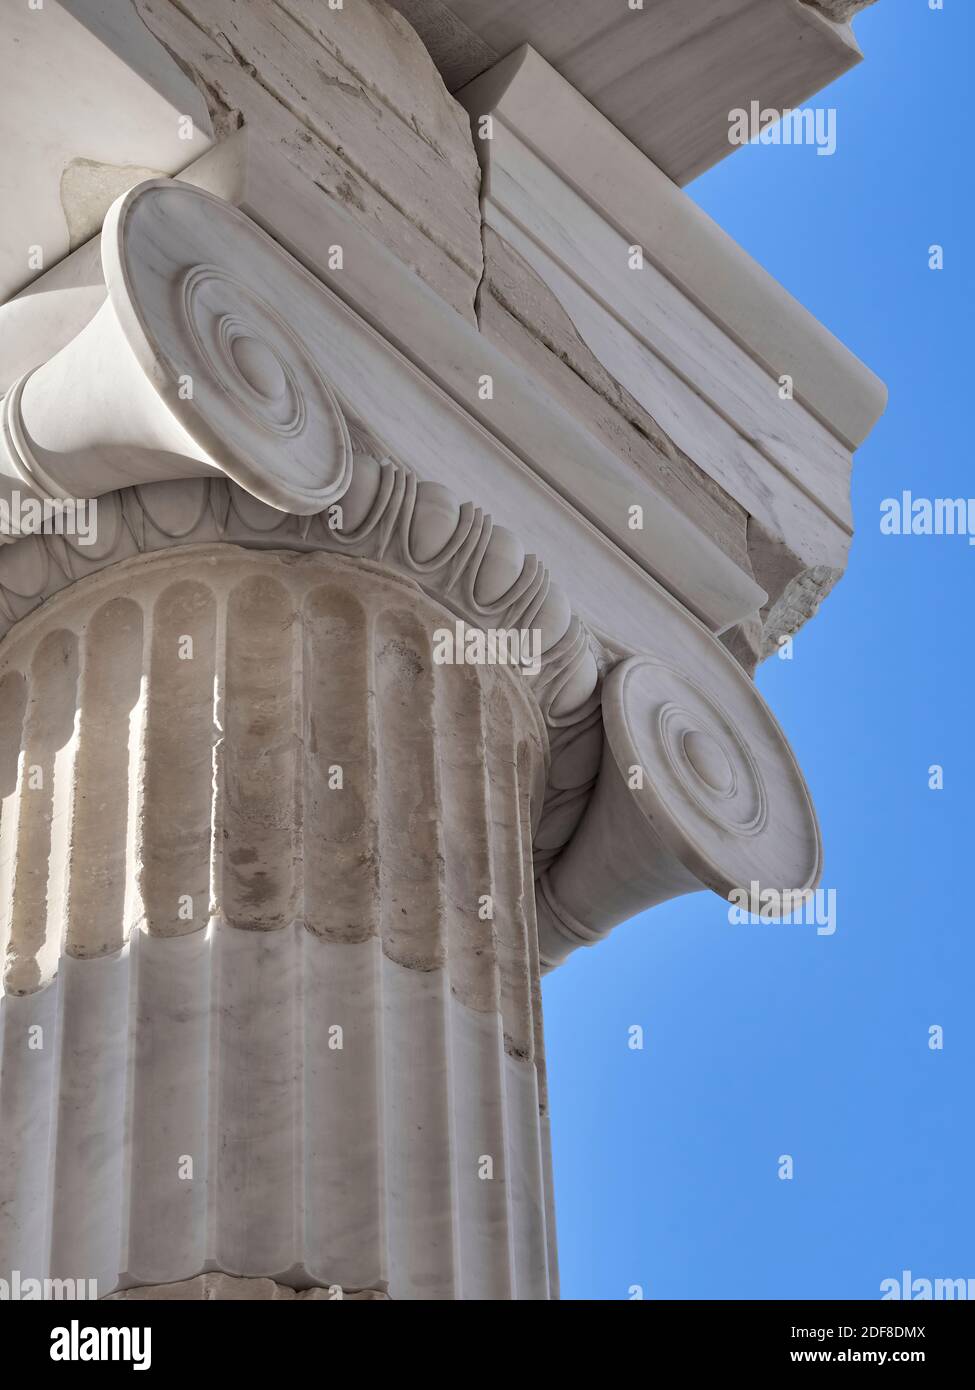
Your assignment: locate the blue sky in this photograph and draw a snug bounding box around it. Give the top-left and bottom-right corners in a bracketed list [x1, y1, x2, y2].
[543, 0, 974, 1300]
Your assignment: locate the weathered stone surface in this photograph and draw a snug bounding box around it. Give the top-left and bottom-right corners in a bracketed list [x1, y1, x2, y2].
[479, 228, 751, 575]
[747, 517, 843, 661]
[802, 0, 879, 23]
[393, 0, 867, 184]
[464, 49, 885, 661]
[59, 158, 166, 253]
[392, 0, 497, 90]
[131, 0, 483, 320]
[720, 615, 764, 677]
[0, 548, 556, 1300]
[0, 548, 546, 1002]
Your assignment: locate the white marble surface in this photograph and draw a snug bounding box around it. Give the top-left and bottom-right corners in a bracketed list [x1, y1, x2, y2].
[461, 45, 885, 457]
[392, 0, 866, 185]
[0, 0, 212, 303]
[5, 181, 354, 519]
[0, 549, 555, 1300]
[0, 927, 552, 1299]
[536, 653, 822, 968]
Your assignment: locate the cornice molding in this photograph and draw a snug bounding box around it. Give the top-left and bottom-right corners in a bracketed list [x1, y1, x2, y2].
[458, 45, 885, 452]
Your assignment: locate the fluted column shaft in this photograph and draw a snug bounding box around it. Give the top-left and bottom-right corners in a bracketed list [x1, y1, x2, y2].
[0, 545, 555, 1300]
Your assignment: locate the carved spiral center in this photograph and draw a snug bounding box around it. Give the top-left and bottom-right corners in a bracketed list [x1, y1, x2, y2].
[229, 333, 287, 400]
[682, 728, 734, 795]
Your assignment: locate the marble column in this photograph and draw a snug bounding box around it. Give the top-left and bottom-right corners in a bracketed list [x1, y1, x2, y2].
[0, 544, 555, 1300]
[0, 176, 833, 1303]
